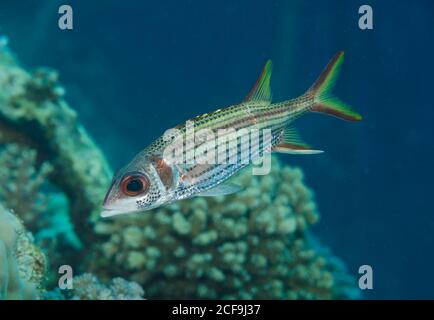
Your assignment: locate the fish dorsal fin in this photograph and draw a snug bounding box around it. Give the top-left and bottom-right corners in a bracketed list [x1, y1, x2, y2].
[244, 60, 273, 103]
[273, 127, 324, 155]
[197, 183, 242, 197]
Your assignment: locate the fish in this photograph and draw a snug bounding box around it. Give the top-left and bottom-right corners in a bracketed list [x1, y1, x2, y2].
[101, 51, 362, 217]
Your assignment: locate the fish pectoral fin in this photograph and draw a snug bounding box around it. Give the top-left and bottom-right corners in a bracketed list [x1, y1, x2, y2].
[244, 59, 273, 103]
[177, 163, 214, 186]
[197, 183, 242, 197]
[272, 127, 323, 155]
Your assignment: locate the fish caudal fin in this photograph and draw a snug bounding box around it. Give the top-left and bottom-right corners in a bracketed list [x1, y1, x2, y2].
[309, 51, 362, 122]
[273, 52, 360, 155]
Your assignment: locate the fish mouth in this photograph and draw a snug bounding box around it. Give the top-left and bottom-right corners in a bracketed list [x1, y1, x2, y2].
[101, 200, 139, 218]
[101, 197, 167, 217]
[100, 208, 134, 218]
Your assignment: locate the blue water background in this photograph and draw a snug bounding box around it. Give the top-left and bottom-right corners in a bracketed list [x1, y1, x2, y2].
[1, 0, 433, 299]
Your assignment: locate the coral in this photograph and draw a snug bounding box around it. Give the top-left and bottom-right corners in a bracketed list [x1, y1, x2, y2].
[42, 273, 145, 300]
[0, 45, 112, 244]
[91, 158, 357, 299]
[0, 204, 46, 299]
[70, 273, 145, 300]
[0, 143, 81, 287]
[0, 143, 52, 227]
[0, 44, 110, 287]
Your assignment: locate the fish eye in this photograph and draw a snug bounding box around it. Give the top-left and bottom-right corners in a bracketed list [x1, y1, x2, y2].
[120, 173, 150, 197]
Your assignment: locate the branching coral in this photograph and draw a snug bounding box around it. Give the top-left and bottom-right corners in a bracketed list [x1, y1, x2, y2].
[0, 142, 81, 287]
[0, 44, 108, 290]
[70, 273, 145, 300]
[0, 143, 52, 226]
[91, 159, 357, 299]
[0, 204, 46, 299]
[0, 46, 112, 243]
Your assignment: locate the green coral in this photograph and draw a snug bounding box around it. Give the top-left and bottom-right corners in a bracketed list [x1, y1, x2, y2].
[0, 45, 112, 243]
[0, 44, 111, 286]
[0, 204, 46, 299]
[70, 273, 145, 300]
[91, 159, 356, 299]
[0, 144, 52, 228]
[0, 142, 81, 288]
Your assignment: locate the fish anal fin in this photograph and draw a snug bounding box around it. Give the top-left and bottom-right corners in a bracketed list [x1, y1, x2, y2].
[244, 60, 273, 103]
[273, 127, 323, 155]
[282, 127, 310, 148]
[273, 143, 323, 155]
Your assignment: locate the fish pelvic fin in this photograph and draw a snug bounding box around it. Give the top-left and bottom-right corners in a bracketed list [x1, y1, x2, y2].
[309, 51, 362, 122]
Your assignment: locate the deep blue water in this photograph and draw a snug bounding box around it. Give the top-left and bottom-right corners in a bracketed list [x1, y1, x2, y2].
[1, 0, 433, 299]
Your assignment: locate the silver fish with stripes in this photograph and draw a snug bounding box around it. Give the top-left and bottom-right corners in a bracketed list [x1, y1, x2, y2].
[101, 51, 361, 217]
